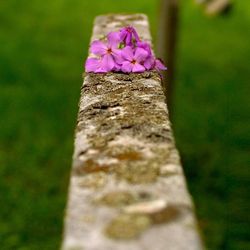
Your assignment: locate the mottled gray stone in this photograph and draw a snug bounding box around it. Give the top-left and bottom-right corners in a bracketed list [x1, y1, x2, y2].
[62, 14, 203, 250]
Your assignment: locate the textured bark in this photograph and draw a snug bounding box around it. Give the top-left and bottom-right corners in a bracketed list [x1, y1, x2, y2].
[62, 14, 203, 250]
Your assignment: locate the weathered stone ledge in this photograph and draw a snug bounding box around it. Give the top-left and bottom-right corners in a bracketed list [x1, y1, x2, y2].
[62, 14, 203, 250]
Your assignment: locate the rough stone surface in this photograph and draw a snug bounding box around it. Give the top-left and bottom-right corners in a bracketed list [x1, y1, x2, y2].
[62, 14, 203, 250]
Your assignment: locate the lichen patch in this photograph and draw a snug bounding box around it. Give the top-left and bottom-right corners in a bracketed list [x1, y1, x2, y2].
[95, 191, 136, 207]
[115, 160, 159, 184]
[104, 214, 151, 239]
[76, 172, 108, 189]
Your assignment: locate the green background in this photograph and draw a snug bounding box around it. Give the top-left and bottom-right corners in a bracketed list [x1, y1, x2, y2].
[0, 0, 249, 249]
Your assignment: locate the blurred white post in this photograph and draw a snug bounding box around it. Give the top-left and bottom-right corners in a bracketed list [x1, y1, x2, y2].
[195, 0, 233, 16]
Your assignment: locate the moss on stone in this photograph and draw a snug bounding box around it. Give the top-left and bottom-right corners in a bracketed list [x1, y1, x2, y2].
[149, 205, 180, 224]
[115, 151, 142, 161]
[74, 159, 112, 175]
[78, 172, 107, 189]
[96, 191, 136, 207]
[104, 214, 151, 239]
[115, 160, 159, 184]
[106, 146, 142, 161]
[104, 202, 180, 239]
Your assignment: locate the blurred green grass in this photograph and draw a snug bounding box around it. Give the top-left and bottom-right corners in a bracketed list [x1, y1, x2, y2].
[0, 0, 249, 249]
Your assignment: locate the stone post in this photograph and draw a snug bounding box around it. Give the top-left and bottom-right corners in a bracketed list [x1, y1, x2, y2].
[62, 14, 203, 250]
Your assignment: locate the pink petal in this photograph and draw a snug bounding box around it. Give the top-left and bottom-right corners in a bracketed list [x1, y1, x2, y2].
[119, 27, 133, 46]
[101, 54, 115, 71]
[121, 61, 133, 73]
[85, 57, 100, 72]
[134, 48, 148, 63]
[113, 63, 121, 72]
[125, 33, 132, 46]
[119, 29, 127, 41]
[144, 56, 155, 70]
[131, 27, 140, 42]
[90, 40, 107, 56]
[137, 41, 152, 55]
[155, 59, 167, 70]
[112, 48, 123, 64]
[132, 63, 145, 73]
[107, 31, 121, 47]
[121, 46, 134, 61]
[95, 67, 108, 73]
[120, 26, 140, 45]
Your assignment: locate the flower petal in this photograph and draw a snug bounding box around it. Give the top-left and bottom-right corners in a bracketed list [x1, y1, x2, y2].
[111, 48, 123, 64]
[113, 63, 121, 72]
[95, 67, 108, 73]
[144, 56, 155, 70]
[107, 31, 121, 47]
[137, 41, 152, 55]
[131, 27, 140, 42]
[101, 54, 115, 71]
[134, 47, 148, 63]
[125, 33, 132, 46]
[121, 46, 134, 61]
[132, 62, 145, 73]
[119, 30, 126, 42]
[120, 26, 140, 45]
[90, 40, 107, 56]
[155, 59, 167, 70]
[119, 27, 132, 45]
[85, 57, 100, 72]
[121, 61, 133, 73]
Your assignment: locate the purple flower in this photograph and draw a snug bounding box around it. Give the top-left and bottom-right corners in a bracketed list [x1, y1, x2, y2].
[120, 46, 148, 73]
[87, 31, 122, 72]
[84, 26, 167, 74]
[120, 26, 140, 46]
[137, 41, 154, 70]
[85, 57, 110, 73]
[137, 41, 167, 71]
[143, 57, 167, 71]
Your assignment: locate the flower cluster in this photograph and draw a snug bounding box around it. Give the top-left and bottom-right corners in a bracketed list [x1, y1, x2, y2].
[85, 26, 167, 73]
